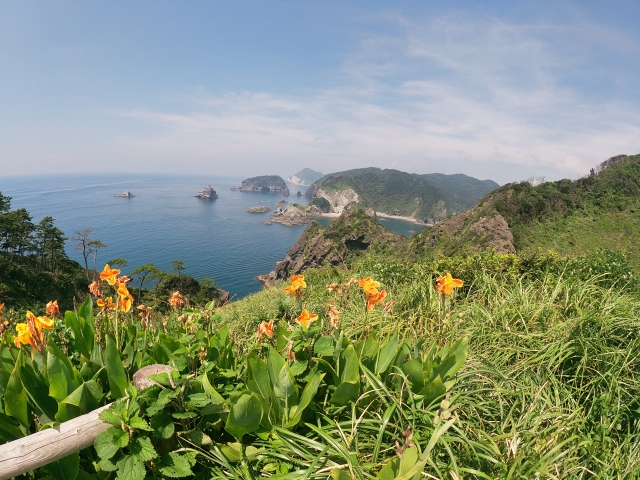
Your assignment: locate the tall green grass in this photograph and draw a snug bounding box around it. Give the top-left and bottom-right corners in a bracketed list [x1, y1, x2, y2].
[216, 254, 640, 478]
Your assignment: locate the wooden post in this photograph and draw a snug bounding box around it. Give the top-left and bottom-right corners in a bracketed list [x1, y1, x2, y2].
[0, 364, 174, 479]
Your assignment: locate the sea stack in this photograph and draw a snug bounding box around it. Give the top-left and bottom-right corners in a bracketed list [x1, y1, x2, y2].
[197, 185, 218, 199]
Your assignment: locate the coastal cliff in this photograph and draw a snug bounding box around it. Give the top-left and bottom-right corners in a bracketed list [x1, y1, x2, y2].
[257, 209, 404, 286]
[241, 175, 290, 195]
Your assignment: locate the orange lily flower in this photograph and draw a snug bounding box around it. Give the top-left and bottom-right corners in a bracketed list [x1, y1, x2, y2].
[296, 309, 318, 329]
[256, 319, 275, 340]
[359, 277, 380, 296]
[88, 280, 102, 297]
[285, 275, 306, 297]
[14, 323, 32, 347]
[0, 303, 4, 314]
[45, 300, 59, 317]
[97, 297, 116, 310]
[100, 264, 121, 286]
[35, 315, 54, 331]
[168, 291, 184, 308]
[435, 273, 463, 296]
[118, 294, 133, 313]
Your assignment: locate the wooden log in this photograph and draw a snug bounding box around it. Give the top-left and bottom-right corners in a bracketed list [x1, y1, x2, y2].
[0, 404, 111, 480]
[0, 364, 174, 479]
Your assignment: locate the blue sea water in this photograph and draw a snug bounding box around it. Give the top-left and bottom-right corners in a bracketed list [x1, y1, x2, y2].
[0, 174, 425, 299]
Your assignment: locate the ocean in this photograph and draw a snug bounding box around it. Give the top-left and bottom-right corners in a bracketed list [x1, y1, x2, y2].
[0, 174, 425, 299]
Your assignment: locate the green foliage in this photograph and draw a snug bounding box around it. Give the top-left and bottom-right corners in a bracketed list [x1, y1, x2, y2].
[308, 197, 331, 213]
[310, 167, 497, 222]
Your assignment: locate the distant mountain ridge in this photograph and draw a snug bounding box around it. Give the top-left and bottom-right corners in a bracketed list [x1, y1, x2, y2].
[287, 168, 324, 186]
[305, 167, 499, 223]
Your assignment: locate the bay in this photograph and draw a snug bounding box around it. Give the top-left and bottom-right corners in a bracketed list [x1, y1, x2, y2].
[0, 174, 424, 299]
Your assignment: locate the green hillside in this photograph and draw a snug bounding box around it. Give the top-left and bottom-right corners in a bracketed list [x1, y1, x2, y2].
[306, 167, 498, 223]
[413, 153, 640, 268]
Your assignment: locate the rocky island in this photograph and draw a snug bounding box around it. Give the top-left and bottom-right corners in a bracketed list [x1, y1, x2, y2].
[246, 206, 271, 213]
[238, 175, 290, 195]
[264, 205, 309, 226]
[115, 191, 135, 197]
[197, 185, 218, 199]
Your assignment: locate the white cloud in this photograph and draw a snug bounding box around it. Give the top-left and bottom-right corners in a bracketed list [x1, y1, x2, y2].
[112, 14, 640, 184]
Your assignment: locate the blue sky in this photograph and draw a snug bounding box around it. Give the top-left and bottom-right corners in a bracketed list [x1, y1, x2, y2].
[1, 1, 639, 184]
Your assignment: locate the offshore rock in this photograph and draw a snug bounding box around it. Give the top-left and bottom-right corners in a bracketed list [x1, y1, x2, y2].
[246, 206, 271, 213]
[264, 206, 308, 226]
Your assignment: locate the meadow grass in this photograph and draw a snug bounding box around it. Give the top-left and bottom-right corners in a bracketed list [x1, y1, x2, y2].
[216, 258, 640, 478]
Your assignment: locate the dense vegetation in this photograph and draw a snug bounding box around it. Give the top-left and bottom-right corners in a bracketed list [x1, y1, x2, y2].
[414, 154, 640, 268]
[288, 168, 324, 185]
[306, 167, 498, 223]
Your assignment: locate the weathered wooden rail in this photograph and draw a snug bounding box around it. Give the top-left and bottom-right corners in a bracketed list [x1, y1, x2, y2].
[0, 364, 173, 479]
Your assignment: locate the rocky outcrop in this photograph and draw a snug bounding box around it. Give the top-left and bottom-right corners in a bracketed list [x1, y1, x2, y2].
[264, 206, 309, 226]
[304, 183, 319, 198]
[240, 176, 290, 195]
[411, 198, 515, 256]
[275, 200, 287, 206]
[246, 206, 271, 213]
[308, 188, 358, 214]
[258, 209, 405, 286]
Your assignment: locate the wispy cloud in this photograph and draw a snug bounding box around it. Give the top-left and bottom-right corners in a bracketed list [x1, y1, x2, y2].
[114, 13, 640, 184]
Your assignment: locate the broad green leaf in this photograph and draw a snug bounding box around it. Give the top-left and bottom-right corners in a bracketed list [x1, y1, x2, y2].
[431, 337, 468, 382]
[42, 452, 79, 480]
[64, 296, 94, 358]
[187, 393, 211, 408]
[341, 344, 360, 383]
[95, 427, 127, 460]
[246, 353, 272, 403]
[286, 372, 324, 428]
[5, 361, 28, 427]
[375, 458, 399, 480]
[275, 325, 289, 352]
[105, 335, 127, 399]
[47, 347, 75, 402]
[273, 363, 298, 412]
[130, 436, 157, 462]
[375, 333, 399, 375]
[189, 429, 212, 446]
[56, 380, 103, 422]
[420, 375, 446, 405]
[201, 372, 225, 405]
[289, 360, 307, 377]
[116, 455, 146, 480]
[219, 442, 243, 462]
[225, 392, 263, 441]
[0, 412, 23, 442]
[401, 358, 424, 393]
[152, 411, 175, 439]
[146, 388, 179, 416]
[99, 408, 123, 426]
[399, 446, 419, 476]
[129, 416, 152, 431]
[329, 381, 360, 406]
[331, 468, 354, 479]
[313, 336, 334, 357]
[158, 452, 194, 478]
[18, 362, 58, 420]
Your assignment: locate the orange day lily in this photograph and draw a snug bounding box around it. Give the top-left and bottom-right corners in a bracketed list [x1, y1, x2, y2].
[97, 297, 116, 311]
[366, 289, 387, 312]
[100, 264, 121, 286]
[296, 309, 318, 329]
[435, 273, 463, 296]
[285, 275, 306, 297]
[168, 291, 184, 308]
[14, 323, 32, 347]
[88, 280, 102, 297]
[359, 277, 380, 296]
[45, 300, 59, 317]
[118, 294, 133, 313]
[256, 319, 275, 340]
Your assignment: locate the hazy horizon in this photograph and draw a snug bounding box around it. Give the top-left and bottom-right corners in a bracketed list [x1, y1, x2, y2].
[1, 1, 639, 185]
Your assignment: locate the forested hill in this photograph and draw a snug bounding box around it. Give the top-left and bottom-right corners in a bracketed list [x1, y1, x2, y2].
[305, 167, 498, 223]
[412, 154, 640, 268]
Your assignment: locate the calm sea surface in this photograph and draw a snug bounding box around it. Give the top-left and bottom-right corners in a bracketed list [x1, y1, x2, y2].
[0, 174, 425, 299]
